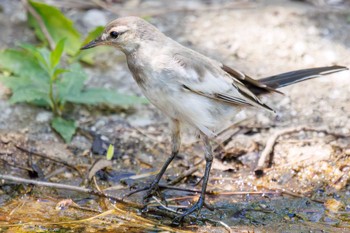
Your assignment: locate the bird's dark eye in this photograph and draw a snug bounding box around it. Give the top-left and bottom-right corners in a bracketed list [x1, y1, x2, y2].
[110, 31, 119, 39]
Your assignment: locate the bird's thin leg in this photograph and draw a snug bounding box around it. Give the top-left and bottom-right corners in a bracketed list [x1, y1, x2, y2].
[174, 133, 213, 223]
[123, 120, 181, 201]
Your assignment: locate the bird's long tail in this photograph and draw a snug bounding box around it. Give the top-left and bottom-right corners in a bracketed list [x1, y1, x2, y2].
[259, 65, 348, 89]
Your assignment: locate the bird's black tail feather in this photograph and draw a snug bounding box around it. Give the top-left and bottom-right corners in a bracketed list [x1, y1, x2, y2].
[259, 65, 348, 89]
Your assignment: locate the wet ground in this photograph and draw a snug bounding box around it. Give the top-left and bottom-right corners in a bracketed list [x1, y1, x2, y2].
[1, 0, 350, 232]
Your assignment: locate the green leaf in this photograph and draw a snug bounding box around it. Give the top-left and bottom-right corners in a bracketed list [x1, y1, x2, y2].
[106, 144, 114, 160]
[0, 75, 50, 106]
[36, 48, 52, 74]
[51, 117, 77, 143]
[0, 49, 48, 82]
[50, 39, 65, 69]
[65, 88, 148, 107]
[53, 68, 68, 79]
[28, 1, 81, 55]
[20, 44, 48, 71]
[57, 63, 86, 103]
[19, 43, 39, 54]
[10, 87, 50, 105]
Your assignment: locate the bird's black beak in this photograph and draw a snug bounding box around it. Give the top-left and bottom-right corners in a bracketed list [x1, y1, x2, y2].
[81, 37, 103, 50]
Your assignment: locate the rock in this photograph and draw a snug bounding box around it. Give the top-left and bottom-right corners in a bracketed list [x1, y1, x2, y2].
[345, 149, 350, 156]
[35, 111, 52, 123]
[82, 9, 108, 29]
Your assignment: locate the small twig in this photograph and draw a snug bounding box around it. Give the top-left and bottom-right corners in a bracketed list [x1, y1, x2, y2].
[261, 186, 325, 204]
[9, 201, 26, 216]
[280, 189, 324, 203]
[92, 176, 102, 192]
[168, 166, 199, 185]
[15, 144, 81, 177]
[0, 158, 33, 172]
[208, 190, 278, 196]
[22, 0, 55, 50]
[45, 167, 67, 180]
[255, 126, 350, 176]
[0, 174, 142, 208]
[255, 127, 301, 175]
[70, 201, 102, 213]
[209, 220, 233, 233]
[151, 196, 179, 214]
[155, 195, 198, 203]
[159, 184, 201, 194]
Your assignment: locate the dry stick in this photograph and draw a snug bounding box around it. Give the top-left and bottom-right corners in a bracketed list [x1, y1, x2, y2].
[159, 184, 201, 193]
[159, 185, 278, 197]
[210, 220, 233, 233]
[22, 0, 55, 50]
[152, 196, 179, 214]
[0, 158, 33, 172]
[254, 126, 350, 176]
[280, 189, 324, 204]
[15, 144, 82, 177]
[0, 174, 141, 209]
[168, 166, 199, 185]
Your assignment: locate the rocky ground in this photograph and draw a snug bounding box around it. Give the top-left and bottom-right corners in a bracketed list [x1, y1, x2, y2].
[0, 0, 350, 232]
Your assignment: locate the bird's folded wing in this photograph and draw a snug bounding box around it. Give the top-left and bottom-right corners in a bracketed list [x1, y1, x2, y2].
[182, 84, 252, 106]
[182, 83, 274, 111]
[173, 51, 274, 111]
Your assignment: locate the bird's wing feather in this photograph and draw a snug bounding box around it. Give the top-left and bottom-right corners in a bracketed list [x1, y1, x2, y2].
[221, 64, 282, 95]
[172, 51, 274, 111]
[181, 84, 254, 106]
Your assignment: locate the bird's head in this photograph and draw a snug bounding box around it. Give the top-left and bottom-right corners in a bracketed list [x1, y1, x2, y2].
[81, 16, 162, 54]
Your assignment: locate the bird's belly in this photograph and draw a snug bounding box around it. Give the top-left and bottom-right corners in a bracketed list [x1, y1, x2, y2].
[140, 83, 240, 137]
[140, 85, 180, 119]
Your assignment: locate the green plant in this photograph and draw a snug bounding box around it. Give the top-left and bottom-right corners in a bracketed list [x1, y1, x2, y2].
[106, 144, 114, 160]
[0, 1, 147, 142]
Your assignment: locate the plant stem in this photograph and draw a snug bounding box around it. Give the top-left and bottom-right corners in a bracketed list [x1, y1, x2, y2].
[49, 79, 56, 115]
[22, 0, 56, 50]
[49, 74, 59, 116]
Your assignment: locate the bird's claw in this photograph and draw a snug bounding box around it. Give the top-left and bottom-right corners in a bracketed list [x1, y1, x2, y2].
[172, 197, 205, 225]
[142, 183, 160, 202]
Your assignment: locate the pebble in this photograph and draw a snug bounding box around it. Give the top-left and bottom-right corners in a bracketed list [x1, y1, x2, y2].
[35, 112, 52, 123]
[82, 9, 108, 29]
[345, 149, 350, 156]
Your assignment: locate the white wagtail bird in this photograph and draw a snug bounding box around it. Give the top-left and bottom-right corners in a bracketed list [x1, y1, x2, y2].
[82, 16, 348, 222]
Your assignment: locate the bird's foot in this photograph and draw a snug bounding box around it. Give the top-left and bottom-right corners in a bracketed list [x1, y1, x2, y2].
[172, 197, 205, 225]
